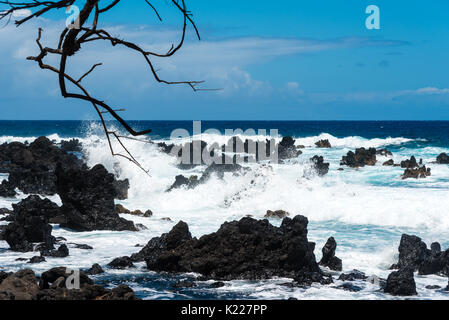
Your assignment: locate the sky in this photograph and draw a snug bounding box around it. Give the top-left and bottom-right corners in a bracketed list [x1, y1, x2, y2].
[0, 0, 448, 120]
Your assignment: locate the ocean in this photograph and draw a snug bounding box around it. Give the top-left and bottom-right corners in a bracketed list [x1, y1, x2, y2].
[1, 120, 449, 300]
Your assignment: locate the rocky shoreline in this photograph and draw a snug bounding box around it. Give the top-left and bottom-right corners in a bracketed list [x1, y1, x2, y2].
[0, 136, 449, 300]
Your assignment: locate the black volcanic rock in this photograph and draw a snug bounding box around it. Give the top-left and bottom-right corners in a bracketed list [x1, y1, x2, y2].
[277, 137, 302, 160]
[340, 148, 377, 167]
[390, 234, 449, 276]
[319, 237, 342, 271]
[384, 268, 417, 296]
[3, 196, 57, 252]
[402, 166, 431, 179]
[315, 139, 331, 148]
[338, 270, 367, 282]
[55, 164, 136, 232]
[0, 180, 16, 198]
[437, 153, 449, 164]
[311, 155, 329, 176]
[86, 263, 104, 275]
[401, 156, 419, 169]
[0, 137, 84, 195]
[107, 256, 134, 269]
[131, 215, 321, 281]
[60, 139, 82, 153]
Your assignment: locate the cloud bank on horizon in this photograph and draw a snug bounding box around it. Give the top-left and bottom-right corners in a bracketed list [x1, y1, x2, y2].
[0, 0, 448, 120]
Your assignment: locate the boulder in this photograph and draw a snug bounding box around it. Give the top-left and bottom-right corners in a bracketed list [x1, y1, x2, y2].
[311, 155, 329, 176]
[55, 164, 137, 232]
[402, 166, 431, 179]
[40, 244, 69, 258]
[107, 256, 134, 269]
[167, 175, 199, 191]
[315, 139, 331, 148]
[338, 270, 367, 281]
[3, 196, 57, 252]
[60, 139, 82, 153]
[86, 264, 104, 275]
[28, 256, 46, 264]
[0, 269, 40, 300]
[340, 148, 377, 167]
[401, 156, 419, 169]
[131, 216, 321, 281]
[384, 268, 417, 296]
[319, 237, 342, 271]
[436, 153, 449, 164]
[383, 159, 394, 166]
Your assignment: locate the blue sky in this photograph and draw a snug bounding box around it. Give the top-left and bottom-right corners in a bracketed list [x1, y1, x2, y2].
[0, 0, 449, 120]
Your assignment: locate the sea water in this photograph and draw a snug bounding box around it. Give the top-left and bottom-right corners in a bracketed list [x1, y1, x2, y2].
[0, 120, 448, 300]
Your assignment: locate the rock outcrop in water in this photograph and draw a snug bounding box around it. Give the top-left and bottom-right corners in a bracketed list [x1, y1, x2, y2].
[402, 166, 431, 179]
[319, 237, 342, 271]
[55, 164, 137, 232]
[60, 139, 82, 153]
[436, 153, 449, 164]
[130, 215, 324, 281]
[390, 234, 449, 276]
[0, 137, 84, 196]
[384, 268, 417, 296]
[0, 268, 139, 300]
[3, 196, 57, 252]
[311, 155, 329, 176]
[401, 156, 420, 169]
[340, 148, 377, 167]
[315, 139, 331, 148]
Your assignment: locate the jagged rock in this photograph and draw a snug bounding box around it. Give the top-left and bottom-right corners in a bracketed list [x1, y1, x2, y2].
[28, 256, 46, 264]
[315, 139, 331, 148]
[278, 137, 302, 160]
[114, 204, 152, 217]
[0, 180, 16, 198]
[60, 139, 82, 153]
[200, 163, 245, 182]
[167, 175, 199, 191]
[390, 234, 449, 276]
[377, 149, 393, 156]
[341, 148, 377, 167]
[338, 270, 367, 281]
[107, 256, 134, 269]
[401, 156, 419, 169]
[0, 269, 40, 300]
[311, 155, 329, 176]
[437, 153, 449, 164]
[96, 285, 140, 300]
[383, 159, 394, 166]
[86, 264, 104, 275]
[55, 164, 136, 232]
[40, 244, 69, 258]
[131, 216, 321, 281]
[402, 166, 431, 179]
[3, 196, 57, 252]
[319, 237, 342, 271]
[265, 210, 290, 219]
[0, 137, 84, 195]
[293, 271, 333, 286]
[384, 268, 417, 296]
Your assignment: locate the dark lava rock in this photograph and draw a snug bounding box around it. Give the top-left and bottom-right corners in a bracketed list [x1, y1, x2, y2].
[211, 281, 225, 288]
[3, 196, 57, 252]
[131, 215, 322, 281]
[277, 137, 302, 160]
[319, 237, 342, 271]
[426, 285, 441, 290]
[0, 269, 40, 300]
[39, 267, 93, 290]
[265, 210, 290, 219]
[68, 243, 93, 250]
[115, 204, 153, 217]
[86, 263, 104, 275]
[60, 139, 82, 153]
[390, 234, 449, 276]
[383, 159, 394, 166]
[315, 139, 331, 148]
[293, 271, 333, 286]
[436, 153, 449, 164]
[112, 178, 130, 200]
[107, 256, 134, 269]
[402, 166, 431, 179]
[167, 175, 199, 191]
[0, 180, 16, 198]
[311, 155, 329, 176]
[338, 270, 367, 281]
[0, 137, 84, 196]
[401, 156, 419, 169]
[40, 244, 69, 258]
[56, 164, 136, 232]
[341, 148, 377, 167]
[28, 256, 46, 264]
[384, 268, 417, 296]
